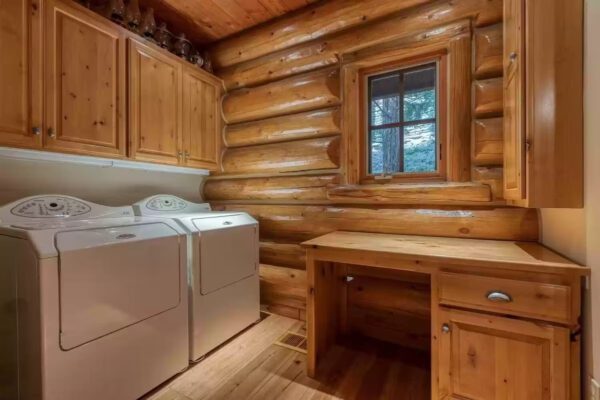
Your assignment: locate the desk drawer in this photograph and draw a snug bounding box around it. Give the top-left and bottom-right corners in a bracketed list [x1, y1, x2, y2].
[438, 273, 571, 323]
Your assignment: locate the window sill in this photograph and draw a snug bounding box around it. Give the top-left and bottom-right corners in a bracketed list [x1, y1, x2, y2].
[327, 182, 494, 205]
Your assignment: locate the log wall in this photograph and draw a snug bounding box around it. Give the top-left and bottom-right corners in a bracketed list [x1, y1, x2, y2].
[207, 0, 519, 348]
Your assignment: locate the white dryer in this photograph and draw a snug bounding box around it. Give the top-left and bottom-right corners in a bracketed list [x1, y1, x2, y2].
[0, 195, 189, 400]
[133, 195, 260, 361]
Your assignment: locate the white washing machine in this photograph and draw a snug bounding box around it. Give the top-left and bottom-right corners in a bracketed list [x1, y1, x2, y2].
[0, 195, 189, 400]
[133, 195, 260, 361]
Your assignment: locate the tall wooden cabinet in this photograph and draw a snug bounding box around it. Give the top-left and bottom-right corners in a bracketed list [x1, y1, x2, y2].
[0, 0, 222, 171]
[182, 67, 222, 169]
[128, 39, 182, 165]
[45, 0, 127, 157]
[502, 0, 583, 208]
[0, 0, 42, 149]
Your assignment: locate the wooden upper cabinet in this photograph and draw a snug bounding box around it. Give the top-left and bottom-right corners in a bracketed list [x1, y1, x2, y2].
[503, 0, 583, 208]
[128, 38, 182, 165]
[182, 67, 222, 170]
[437, 308, 570, 400]
[45, 0, 127, 157]
[0, 0, 42, 149]
[502, 0, 525, 201]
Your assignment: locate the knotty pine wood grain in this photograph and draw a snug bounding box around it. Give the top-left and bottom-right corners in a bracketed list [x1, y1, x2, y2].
[472, 165, 504, 200]
[222, 68, 340, 124]
[209, 0, 433, 68]
[149, 313, 430, 400]
[213, 204, 540, 242]
[472, 118, 503, 165]
[327, 182, 491, 205]
[260, 242, 306, 270]
[473, 77, 503, 118]
[219, 136, 341, 175]
[473, 23, 503, 79]
[217, 0, 503, 90]
[224, 108, 341, 148]
[139, 0, 319, 45]
[204, 174, 339, 202]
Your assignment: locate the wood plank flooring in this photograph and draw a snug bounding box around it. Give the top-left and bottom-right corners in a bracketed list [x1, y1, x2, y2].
[145, 313, 430, 400]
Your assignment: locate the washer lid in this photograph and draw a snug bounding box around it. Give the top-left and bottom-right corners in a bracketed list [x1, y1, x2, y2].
[56, 222, 182, 350]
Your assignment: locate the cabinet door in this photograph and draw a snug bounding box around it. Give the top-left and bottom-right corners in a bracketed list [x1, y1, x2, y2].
[437, 308, 570, 400]
[0, 0, 42, 148]
[45, 0, 126, 157]
[128, 39, 182, 165]
[182, 68, 222, 170]
[503, 0, 526, 201]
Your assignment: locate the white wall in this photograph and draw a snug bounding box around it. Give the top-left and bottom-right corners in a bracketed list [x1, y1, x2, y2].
[0, 157, 206, 206]
[540, 0, 600, 391]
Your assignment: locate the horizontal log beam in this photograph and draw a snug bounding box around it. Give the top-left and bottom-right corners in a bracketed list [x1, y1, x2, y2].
[222, 68, 340, 124]
[218, 0, 502, 89]
[205, 174, 340, 202]
[473, 77, 503, 118]
[473, 23, 503, 79]
[473, 166, 504, 200]
[260, 242, 306, 270]
[211, 204, 539, 242]
[209, 0, 432, 69]
[260, 264, 307, 310]
[327, 182, 491, 205]
[472, 118, 503, 165]
[220, 136, 341, 175]
[224, 108, 341, 148]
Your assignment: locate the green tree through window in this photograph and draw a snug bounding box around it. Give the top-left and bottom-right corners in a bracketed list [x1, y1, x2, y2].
[368, 63, 437, 175]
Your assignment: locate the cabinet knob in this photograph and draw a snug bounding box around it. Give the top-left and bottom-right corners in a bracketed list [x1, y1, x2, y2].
[32, 127, 41, 136]
[509, 51, 518, 62]
[442, 323, 451, 333]
[486, 291, 512, 303]
[47, 128, 56, 139]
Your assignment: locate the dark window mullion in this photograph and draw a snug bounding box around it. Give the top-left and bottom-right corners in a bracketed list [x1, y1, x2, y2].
[398, 71, 405, 173]
[369, 118, 436, 130]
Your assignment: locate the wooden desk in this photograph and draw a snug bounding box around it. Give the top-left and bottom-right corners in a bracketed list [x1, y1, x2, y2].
[302, 231, 589, 400]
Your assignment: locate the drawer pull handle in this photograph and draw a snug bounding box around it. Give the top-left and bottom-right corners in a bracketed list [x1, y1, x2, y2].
[442, 323, 451, 333]
[487, 291, 512, 303]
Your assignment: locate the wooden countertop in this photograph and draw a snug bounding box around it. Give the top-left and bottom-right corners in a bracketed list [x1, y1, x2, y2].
[302, 231, 589, 275]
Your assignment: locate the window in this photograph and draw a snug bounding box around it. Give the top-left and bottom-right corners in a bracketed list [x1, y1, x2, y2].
[366, 62, 440, 177]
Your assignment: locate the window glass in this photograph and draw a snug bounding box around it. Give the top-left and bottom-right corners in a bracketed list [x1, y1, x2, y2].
[368, 62, 437, 175]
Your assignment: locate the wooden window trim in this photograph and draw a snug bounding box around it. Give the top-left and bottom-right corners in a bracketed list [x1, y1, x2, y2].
[360, 55, 447, 183]
[342, 35, 471, 185]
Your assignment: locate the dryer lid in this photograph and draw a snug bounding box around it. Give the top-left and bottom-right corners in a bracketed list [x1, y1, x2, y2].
[56, 222, 182, 350]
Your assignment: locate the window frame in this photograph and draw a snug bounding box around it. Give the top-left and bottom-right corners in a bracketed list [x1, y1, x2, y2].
[359, 54, 448, 183]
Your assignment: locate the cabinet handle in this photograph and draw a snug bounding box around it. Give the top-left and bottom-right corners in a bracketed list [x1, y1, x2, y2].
[442, 323, 451, 333]
[32, 127, 41, 136]
[177, 151, 183, 160]
[509, 51, 518, 62]
[486, 291, 512, 303]
[184, 151, 190, 160]
[47, 128, 56, 139]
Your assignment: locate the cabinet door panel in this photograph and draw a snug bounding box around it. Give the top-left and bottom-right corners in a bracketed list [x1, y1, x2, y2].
[129, 39, 182, 165]
[503, 0, 525, 200]
[183, 69, 221, 170]
[0, 0, 42, 148]
[45, 0, 126, 157]
[437, 308, 570, 400]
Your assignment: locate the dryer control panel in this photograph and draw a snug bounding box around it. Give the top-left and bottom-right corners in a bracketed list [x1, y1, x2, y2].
[135, 195, 211, 215]
[10, 196, 91, 218]
[0, 195, 134, 224]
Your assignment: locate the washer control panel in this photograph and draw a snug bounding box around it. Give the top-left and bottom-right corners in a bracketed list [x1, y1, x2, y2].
[145, 195, 188, 212]
[10, 196, 91, 218]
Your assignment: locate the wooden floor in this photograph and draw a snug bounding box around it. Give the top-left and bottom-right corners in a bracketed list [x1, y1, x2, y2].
[145, 313, 430, 400]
